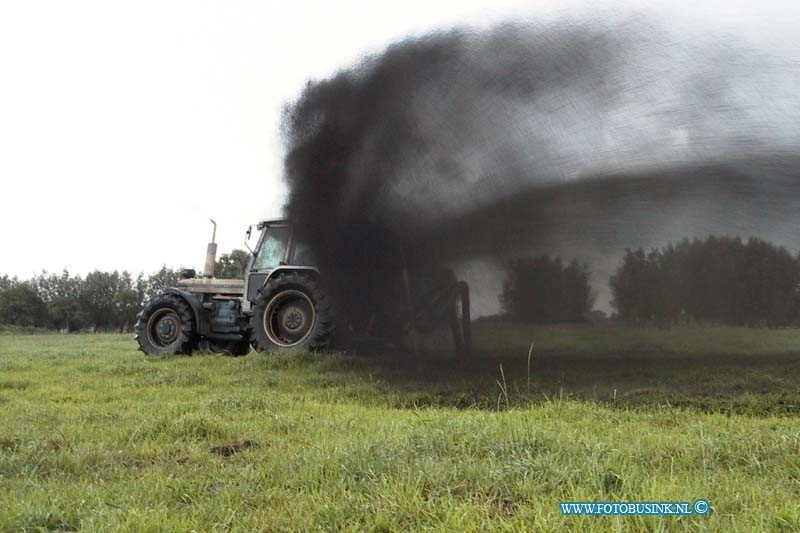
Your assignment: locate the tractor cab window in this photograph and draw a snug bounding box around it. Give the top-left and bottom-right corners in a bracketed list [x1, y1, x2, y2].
[252, 226, 290, 270]
[291, 239, 316, 266]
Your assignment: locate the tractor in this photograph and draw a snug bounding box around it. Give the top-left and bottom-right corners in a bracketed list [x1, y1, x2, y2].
[134, 219, 471, 357]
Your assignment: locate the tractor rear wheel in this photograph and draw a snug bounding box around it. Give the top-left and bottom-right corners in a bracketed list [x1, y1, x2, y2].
[249, 273, 335, 353]
[135, 294, 196, 355]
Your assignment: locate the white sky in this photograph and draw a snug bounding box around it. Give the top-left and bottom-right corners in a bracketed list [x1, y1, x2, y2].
[2, 0, 799, 278]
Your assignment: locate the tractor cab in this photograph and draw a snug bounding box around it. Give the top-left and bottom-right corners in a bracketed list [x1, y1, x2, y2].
[242, 220, 318, 311]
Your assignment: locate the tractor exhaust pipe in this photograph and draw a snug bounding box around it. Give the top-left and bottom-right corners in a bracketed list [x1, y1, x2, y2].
[203, 218, 218, 278]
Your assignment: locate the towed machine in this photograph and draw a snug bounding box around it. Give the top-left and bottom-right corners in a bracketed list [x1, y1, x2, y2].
[134, 220, 471, 357]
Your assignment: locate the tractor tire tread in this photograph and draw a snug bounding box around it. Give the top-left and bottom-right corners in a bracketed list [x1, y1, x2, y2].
[134, 293, 196, 356]
[249, 272, 335, 353]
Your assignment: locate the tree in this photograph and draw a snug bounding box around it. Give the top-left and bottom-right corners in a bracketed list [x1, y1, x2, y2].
[113, 271, 143, 332]
[610, 235, 800, 327]
[736, 238, 799, 326]
[0, 282, 48, 327]
[561, 259, 595, 322]
[0, 275, 17, 291]
[143, 266, 182, 300]
[32, 270, 84, 331]
[80, 271, 121, 331]
[215, 249, 251, 279]
[610, 248, 658, 322]
[500, 255, 594, 323]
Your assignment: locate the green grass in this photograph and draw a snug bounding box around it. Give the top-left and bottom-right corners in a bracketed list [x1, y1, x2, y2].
[0, 325, 799, 531]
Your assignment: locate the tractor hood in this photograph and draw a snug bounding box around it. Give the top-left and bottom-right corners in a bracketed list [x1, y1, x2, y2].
[177, 277, 245, 296]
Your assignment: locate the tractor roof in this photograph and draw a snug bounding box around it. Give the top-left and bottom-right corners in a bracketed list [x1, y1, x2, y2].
[258, 218, 289, 228]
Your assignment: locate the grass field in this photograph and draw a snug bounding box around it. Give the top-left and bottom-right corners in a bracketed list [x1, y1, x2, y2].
[1, 324, 799, 531]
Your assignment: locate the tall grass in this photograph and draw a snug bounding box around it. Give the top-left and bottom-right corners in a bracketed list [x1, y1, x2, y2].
[0, 327, 798, 531]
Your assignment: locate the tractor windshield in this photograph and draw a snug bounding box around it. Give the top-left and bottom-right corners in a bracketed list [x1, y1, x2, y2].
[252, 226, 290, 270]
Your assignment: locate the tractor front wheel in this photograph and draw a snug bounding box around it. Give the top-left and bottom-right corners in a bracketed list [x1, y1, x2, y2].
[134, 294, 197, 355]
[249, 273, 334, 353]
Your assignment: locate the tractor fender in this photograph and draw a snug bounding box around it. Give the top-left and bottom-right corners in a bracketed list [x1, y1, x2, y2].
[244, 267, 322, 311]
[162, 288, 210, 336]
[264, 266, 321, 284]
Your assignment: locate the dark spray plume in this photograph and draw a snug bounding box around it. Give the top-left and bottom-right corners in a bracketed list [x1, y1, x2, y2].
[281, 16, 800, 317]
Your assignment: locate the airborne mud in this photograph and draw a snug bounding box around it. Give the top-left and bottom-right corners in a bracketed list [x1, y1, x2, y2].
[280, 17, 800, 320]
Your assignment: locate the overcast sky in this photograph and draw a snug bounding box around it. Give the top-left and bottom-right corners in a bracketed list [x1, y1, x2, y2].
[2, 0, 799, 278]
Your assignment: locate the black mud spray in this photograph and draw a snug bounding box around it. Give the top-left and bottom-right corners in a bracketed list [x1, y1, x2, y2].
[280, 16, 800, 318]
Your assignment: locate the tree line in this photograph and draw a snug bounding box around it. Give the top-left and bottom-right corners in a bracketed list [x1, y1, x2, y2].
[500, 255, 595, 323]
[0, 251, 250, 332]
[4, 238, 800, 330]
[610, 236, 800, 327]
[0, 268, 182, 332]
[501, 235, 800, 326]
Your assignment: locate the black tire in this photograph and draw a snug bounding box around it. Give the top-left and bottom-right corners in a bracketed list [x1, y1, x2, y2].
[249, 272, 334, 353]
[134, 294, 196, 355]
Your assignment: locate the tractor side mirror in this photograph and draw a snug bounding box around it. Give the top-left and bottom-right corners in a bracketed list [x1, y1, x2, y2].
[244, 225, 255, 253]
